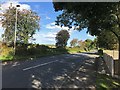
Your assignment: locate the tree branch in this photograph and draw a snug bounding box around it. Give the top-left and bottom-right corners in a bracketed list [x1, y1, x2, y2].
[110, 29, 119, 38]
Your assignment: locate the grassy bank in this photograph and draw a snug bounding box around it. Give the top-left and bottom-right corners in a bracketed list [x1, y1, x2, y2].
[96, 74, 120, 89]
[0, 44, 69, 61]
[67, 47, 84, 53]
[0, 44, 92, 61]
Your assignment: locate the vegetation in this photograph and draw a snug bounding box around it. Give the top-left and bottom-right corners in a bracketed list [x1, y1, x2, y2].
[1, 6, 40, 44]
[53, 2, 120, 51]
[96, 74, 120, 89]
[0, 38, 97, 61]
[97, 30, 118, 50]
[69, 38, 97, 52]
[55, 30, 70, 48]
[70, 38, 78, 47]
[53, 2, 120, 75]
[0, 43, 69, 61]
[0, 43, 14, 60]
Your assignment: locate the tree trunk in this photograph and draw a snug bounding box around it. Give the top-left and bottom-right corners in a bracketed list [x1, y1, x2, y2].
[110, 30, 120, 76]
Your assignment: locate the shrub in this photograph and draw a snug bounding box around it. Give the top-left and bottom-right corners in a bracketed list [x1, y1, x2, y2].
[0, 45, 14, 60]
[38, 45, 49, 54]
[16, 45, 27, 56]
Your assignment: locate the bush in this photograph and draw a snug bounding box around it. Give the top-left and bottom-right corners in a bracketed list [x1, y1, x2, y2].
[16, 45, 27, 55]
[0, 45, 14, 60]
[27, 44, 50, 55]
[55, 48, 68, 53]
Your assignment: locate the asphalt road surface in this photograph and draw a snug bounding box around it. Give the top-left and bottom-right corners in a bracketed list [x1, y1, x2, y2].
[2, 53, 97, 89]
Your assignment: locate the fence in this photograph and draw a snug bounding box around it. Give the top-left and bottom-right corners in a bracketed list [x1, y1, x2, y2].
[103, 53, 119, 76]
[114, 60, 119, 75]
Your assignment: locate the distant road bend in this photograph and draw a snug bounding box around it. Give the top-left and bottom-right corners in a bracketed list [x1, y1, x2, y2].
[2, 53, 98, 89]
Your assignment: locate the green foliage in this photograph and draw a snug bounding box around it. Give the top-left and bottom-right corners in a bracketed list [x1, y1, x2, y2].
[0, 43, 69, 61]
[84, 39, 93, 51]
[55, 30, 70, 48]
[53, 2, 120, 52]
[97, 30, 118, 50]
[55, 47, 68, 54]
[96, 74, 120, 89]
[53, 2, 120, 37]
[0, 44, 14, 60]
[70, 38, 78, 47]
[68, 38, 97, 53]
[1, 7, 40, 44]
[67, 47, 82, 53]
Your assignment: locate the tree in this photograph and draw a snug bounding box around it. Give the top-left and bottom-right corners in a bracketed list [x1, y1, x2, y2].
[70, 38, 78, 47]
[53, 2, 120, 75]
[53, 2, 119, 51]
[97, 30, 118, 50]
[84, 39, 93, 51]
[55, 30, 70, 48]
[1, 6, 40, 45]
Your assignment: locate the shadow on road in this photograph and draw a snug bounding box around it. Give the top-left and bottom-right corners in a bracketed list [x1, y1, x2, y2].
[28, 57, 96, 89]
[2, 53, 97, 89]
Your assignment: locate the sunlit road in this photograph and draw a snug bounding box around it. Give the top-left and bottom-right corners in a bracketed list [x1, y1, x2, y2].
[2, 53, 97, 89]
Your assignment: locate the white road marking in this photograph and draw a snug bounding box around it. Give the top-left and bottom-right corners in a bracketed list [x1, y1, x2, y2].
[23, 60, 58, 71]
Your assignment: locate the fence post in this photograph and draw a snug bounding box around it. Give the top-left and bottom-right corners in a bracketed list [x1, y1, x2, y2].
[111, 58, 114, 76]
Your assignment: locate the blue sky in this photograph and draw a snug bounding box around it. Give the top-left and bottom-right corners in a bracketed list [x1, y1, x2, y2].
[0, 1, 95, 46]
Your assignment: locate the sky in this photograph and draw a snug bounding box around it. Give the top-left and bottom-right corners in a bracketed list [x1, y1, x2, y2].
[0, 1, 95, 46]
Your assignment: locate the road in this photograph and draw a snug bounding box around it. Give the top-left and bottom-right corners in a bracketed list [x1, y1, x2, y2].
[2, 53, 98, 89]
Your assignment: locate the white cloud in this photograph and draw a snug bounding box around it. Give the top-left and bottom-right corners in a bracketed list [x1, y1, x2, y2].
[45, 22, 76, 35]
[46, 16, 51, 20]
[30, 32, 56, 44]
[30, 28, 75, 44]
[1, 1, 31, 12]
[32, 22, 79, 44]
[46, 22, 61, 30]
[44, 32, 57, 39]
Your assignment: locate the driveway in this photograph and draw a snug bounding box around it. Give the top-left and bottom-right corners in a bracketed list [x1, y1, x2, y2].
[2, 53, 98, 89]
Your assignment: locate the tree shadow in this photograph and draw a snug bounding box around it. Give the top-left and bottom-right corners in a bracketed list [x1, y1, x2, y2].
[95, 57, 120, 89]
[2, 53, 97, 89]
[25, 57, 97, 89]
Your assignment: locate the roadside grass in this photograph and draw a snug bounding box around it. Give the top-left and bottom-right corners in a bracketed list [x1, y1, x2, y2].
[67, 47, 84, 53]
[0, 45, 91, 61]
[0, 53, 64, 61]
[0, 46, 69, 61]
[13, 51, 66, 61]
[0, 55, 13, 61]
[96, 74, 120, 89]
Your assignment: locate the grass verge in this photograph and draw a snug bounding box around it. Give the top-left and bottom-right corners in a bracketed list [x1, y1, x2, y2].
[96, 74, 120, 89]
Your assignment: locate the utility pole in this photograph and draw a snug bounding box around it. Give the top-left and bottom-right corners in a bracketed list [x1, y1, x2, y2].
[14, 4, 20, 55]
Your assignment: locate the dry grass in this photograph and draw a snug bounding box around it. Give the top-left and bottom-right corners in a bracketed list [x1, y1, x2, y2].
[104, 50, 118, 60]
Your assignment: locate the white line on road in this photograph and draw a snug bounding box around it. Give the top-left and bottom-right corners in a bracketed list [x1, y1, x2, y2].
[23, 60, 59, 71]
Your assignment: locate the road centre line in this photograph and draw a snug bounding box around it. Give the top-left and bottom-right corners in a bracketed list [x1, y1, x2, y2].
[23, 60, 59, 71]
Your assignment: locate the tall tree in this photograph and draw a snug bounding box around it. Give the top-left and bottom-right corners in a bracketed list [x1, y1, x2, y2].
[97, 30, 118, 50]
[55, 30, 70, 48]
[53, 2, 120, 75]
[1, 6, 40, 45]
[70, 38, 78, 47]
[53, 2, 119, 48]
